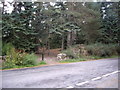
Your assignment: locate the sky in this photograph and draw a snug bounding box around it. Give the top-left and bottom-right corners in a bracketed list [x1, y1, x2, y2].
[0, 0, 112, 13]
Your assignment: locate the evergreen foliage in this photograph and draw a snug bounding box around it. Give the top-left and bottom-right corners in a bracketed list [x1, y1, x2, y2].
[1, 1, 119, 56]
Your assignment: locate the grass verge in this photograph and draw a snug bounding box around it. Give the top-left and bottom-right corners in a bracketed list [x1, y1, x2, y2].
[59, 55, 118, 63]
[2, 61, 46, 70]
[1, 56, 118, 70]
[59, 58, 86, 63]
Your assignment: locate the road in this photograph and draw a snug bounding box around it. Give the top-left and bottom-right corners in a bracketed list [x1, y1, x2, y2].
[1, 58, 119, 88]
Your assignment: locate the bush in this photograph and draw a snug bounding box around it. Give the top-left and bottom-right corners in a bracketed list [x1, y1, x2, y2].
[86, 43, 118, 57]
[2, 45, 24, 69]
[116, 45, 120, 55]
[2, 43, 38, 69]
[62, 43, 118, 59]
[2, 43, 14, 56]
[22, 53, 38, 66]
[39, 61, 46, 65]
[62, 47, 79, 59]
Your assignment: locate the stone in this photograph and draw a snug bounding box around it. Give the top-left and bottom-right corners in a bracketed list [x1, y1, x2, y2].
[57, 53, 67, 61]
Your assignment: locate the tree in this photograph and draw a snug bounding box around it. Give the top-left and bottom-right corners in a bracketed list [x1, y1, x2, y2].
[100, 2, 119, 44]
[66, 2, 101, 44]
[2, 2, 38, 52]
[2, 1, 118, 59]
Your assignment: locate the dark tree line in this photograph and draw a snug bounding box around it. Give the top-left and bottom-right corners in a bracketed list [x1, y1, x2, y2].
[1, 1, 119, 57]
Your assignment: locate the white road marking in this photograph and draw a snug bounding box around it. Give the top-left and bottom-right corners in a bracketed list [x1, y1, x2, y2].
[91, 77, 102, 81]
[110, 71, 119, 74]
[76, 81, 89, 86]
[102, 73, 111, 77]
[66, 70, 119, 88]
[66, 86, 74, 88]
[102, 70, 119, 78]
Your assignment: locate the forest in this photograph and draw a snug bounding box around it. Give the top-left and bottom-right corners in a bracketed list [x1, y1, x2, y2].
[0, 1, 119, 69]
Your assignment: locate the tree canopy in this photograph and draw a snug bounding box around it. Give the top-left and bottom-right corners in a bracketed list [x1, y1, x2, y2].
[1, 1, 119, 54]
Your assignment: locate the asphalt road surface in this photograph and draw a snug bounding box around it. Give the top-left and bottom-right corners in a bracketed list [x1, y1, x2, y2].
[1, 58, 119, 88]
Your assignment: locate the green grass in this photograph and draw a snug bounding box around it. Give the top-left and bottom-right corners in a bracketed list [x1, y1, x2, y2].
[2, 61, 47, 70]
[2, 55, 118, 70]
[59, 55, 118, 63]
[39, 61, 47, 65]
[59, 58, 86, 63]
[107, 55, 118, 58]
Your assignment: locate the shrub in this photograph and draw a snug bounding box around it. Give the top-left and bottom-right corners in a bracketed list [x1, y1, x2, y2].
[39, 61, 46, 65]
[2, 45, 23, 69]
[22, 53, 38, 66]
[62, 43, 118, 59]
[62, 47, 79, 59]
[116, 45, 120, 55]
[85, 43, 118, 57]
[2, 43, 38, 69]
[2, 43, 14, 56]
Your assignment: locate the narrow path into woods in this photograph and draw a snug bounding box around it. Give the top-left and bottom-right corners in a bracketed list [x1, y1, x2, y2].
[36, 48, 61, 65]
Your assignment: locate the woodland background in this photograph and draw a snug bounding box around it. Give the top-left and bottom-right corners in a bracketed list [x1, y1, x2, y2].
[0, 1, 119, 69]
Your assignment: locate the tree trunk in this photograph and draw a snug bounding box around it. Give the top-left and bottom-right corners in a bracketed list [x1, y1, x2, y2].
[47, 31, 50, 56]
[41, 46, 45, 61]
[72, 30, 77, 45]
[67, 31, 72, 48]
[47, 40, 50, 56]
[61, 35, 65, 50]
[67, 30, 77, 48]
[41, 53, 44, 61]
